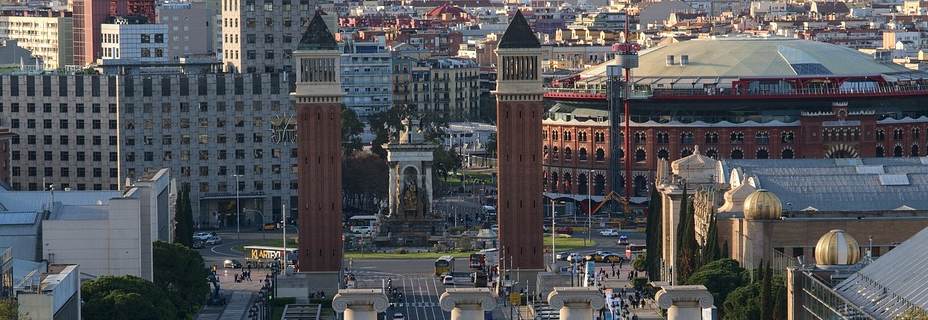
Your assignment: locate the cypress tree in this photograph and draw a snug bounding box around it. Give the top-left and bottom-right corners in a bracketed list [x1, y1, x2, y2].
[760, 260, 773, 320]
[772, 283, 787, 320]
[703, 212, 721, 264]
[174, 186, 194, 247]
[679, 200, 700, 280]
[674, 184, 689, 282]
[645, 184, 663, 280]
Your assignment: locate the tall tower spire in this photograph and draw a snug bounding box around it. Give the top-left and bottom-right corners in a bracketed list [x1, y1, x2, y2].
[495, 10, 545, 285]
[291, 10, 343, 279]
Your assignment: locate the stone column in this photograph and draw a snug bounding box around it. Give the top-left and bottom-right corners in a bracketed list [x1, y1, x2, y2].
[439, 288, 496, 320]
[655, 285, 714, 320]
[332, 289, 389, 320]
[546, 287, 605, 320]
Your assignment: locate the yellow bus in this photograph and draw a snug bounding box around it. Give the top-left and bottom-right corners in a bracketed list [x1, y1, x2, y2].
[435, 256, 455, 277]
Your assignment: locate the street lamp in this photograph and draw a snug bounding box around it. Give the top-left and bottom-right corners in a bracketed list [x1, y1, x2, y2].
[232, 174, 243, 238]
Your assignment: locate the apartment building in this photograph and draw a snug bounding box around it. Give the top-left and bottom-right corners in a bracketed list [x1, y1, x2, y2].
[72, 0, 157, 65]
[395, 57, 479, 119]
[341, 37, 392, 117]
[0, 72, 297, 226]
[0, 10, 73, 69]
[220, 0, 333, 73]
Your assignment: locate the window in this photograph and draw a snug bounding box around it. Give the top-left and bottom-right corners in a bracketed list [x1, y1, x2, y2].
[141, 34, 150, 43]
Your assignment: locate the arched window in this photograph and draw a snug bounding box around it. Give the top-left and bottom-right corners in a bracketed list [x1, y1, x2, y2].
[634, 132, 646, 144]
[913, 128, 920, 140]
[635, 149, 646, 162]
[633, 176, 648, 197]
[552, 130, 559, 141]
[595, 148, 605, 161]
[543, 145, 549, 157]
[578, 173, 588, 195]
[705, 132, 719, 144]
[657, 149, 669, 160]
[894, 145, 904, 157]
[731, 149, 744, 159]
[893, 128, 904, 141]
[781, 131, 795, 143]
[875, 145, 885, 157]
[912, 144, 920, 157]
[657, 132, 669, 144]
[781, 148, 794, 159]
[563, 173, 572, 192]
[578, 148, 588, 160]
[681, 132, 694, 144]
[564, 131, 571, 141]
[681, 148, 693, 157]
[564, 147, 572, 159]
[730, 132, 744, 143]
[706, 149, 718, 159]
[594, 175, 605, 196]
[542, 130, 547, 140]
[550, 172, 559, 192]
[755, 131, 769, 144]
[552, 147, 559, 159]
[616, 148, 624, 160]
[756, 149, 769, 159]
[876, 130, 885, 141]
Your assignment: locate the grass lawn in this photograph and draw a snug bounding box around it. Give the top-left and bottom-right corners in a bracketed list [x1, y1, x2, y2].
[345, 251, 475, 260]
[544, 235, 596, 251]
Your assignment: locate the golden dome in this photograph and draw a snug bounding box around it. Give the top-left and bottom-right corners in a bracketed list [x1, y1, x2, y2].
[743, 189, 782, 220]
[815, 229, 861, 266]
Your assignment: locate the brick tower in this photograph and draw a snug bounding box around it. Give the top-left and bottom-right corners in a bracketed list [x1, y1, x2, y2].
[495, 11, 545, 281]
[292, 11, 343, 277]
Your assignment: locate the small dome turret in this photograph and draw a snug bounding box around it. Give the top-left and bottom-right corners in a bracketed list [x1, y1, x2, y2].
[743, 189, 782, 220]
[815, 229, 861, 266]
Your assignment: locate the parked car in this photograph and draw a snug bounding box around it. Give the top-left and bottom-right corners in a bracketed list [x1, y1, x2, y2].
[442, 275, 455, 286]
[618, 235, 629, 245]
[584, 252, 603, 262]
[599, 229, 619, 237]
[566, 253, 583, 262]
[393, 313, 406, 320]
[555, 252, 571, 261]
[602, 254, 622, 263]
[223, 259, 243, 268]
[192, 240, 205, 249]
[205, 236, 222, 245]
[193, 232, 212, 241]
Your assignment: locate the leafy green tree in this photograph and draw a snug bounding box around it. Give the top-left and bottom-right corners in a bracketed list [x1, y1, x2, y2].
[0, 299, 20, 320]
[342, 151, 389, 211]
[685, 258, 748, 309]
[342, 107, 365, 155]
[153, 241, 209, 319]
[645, 185, 662, 280]
[174, 186, 193, 247]
[433, 147, 462, 181]
[82, 276, 176, 320]
[722, 282, 762, 320]
[369, 105, 448, 158]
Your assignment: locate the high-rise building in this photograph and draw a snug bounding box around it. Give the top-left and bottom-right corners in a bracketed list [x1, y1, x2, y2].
[292, 12, 343, 276]
[220, 0, 333, 73]
[0, 8, 73, 69]
[495, 10, 545, 285]
[0, 72, 298, 227]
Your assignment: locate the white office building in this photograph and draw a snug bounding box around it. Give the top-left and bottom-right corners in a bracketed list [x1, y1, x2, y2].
[341, 37, 393, 117]
[99, 17, 169, 64]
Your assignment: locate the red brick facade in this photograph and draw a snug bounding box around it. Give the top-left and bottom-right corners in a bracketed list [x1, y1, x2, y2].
[543, 107, 928, 197]
[296, 103, 344, 272]
[497, 99, 545, 270]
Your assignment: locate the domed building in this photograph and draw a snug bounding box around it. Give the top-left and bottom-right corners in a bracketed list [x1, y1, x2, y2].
[654, 155, 928, 284]
[542, 37, 928, 199]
